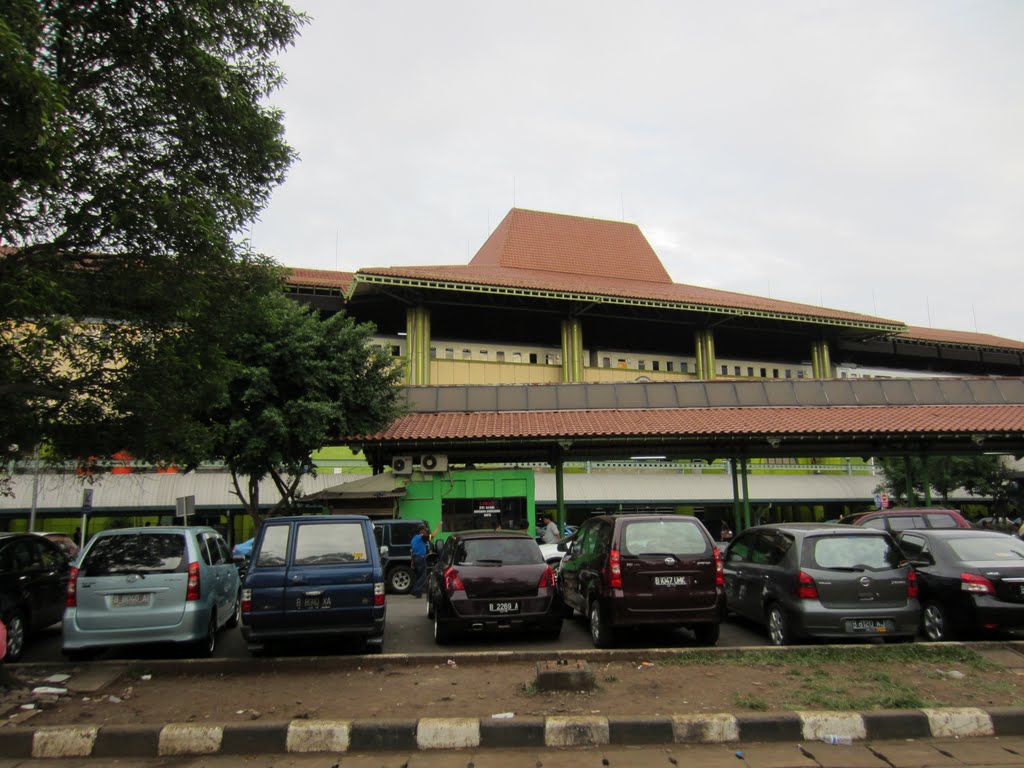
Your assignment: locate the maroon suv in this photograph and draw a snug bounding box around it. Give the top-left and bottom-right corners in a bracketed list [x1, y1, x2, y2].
[838, 508, 971, 533]
[556, 515, 725, 647]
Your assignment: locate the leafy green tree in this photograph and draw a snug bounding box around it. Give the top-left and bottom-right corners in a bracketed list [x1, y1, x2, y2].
[874, 454, 1014, 511]
[212, 294, 405, 528]
[1, 1, 304, 472]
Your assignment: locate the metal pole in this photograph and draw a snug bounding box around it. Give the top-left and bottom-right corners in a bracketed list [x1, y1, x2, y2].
[555, 460, 566, 535]
[730, 458, 741, 532]
[903, 455, 915, 505]
[28, 442, 39, 532]
[740, 457, 752, 528]
[921, 454, 932, 507]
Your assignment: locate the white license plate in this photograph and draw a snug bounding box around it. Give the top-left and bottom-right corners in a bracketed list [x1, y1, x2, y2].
[111, 593, 151, 608]
[297, 595, 332, 610]
[488, 601, 519, 614]
[848, 619, 890, 633]
[655, 576, 687, 586]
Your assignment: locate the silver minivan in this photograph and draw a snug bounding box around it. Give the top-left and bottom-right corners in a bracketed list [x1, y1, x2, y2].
[723, 523, 919, 645]
[62, 526, 240, 659]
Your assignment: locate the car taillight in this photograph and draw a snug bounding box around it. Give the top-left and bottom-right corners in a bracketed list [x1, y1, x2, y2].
[66, 566, 79, 608]
[713, 546, 724, 587]
[538, 565, 556, 589]
[607, 549, 622, 589]
[961, 572, 994, 594]
[241, 588, 252, 614]
[444, 566, 465, 592]
[797, 570, 818, 599]
[186, 561, 201, 601]
[374, 582, 385, 606]
[907, 569, 919, 599]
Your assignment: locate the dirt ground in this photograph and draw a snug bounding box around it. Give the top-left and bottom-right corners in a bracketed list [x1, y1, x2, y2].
[4, 644, 1024, 728]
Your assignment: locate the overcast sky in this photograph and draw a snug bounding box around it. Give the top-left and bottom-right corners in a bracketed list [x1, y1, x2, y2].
[253, 1, 1023, 341]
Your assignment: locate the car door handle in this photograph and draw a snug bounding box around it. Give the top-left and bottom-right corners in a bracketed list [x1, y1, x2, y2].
[289, 577, 309, 586]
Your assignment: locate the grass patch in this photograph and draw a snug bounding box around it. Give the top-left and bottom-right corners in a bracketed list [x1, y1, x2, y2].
[734, 692, 769, 711]
[666, 644, 997, 670]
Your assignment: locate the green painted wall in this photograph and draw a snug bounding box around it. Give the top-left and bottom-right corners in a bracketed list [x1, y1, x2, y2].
[398, 469, 536, 540]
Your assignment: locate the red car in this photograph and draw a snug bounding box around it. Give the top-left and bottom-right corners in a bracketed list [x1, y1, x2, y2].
[838, 508, 971, 533]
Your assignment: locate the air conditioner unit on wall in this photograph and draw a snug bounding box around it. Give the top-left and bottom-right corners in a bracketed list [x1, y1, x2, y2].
[392, 456, 413, 475]
[421, 454, 448, 472]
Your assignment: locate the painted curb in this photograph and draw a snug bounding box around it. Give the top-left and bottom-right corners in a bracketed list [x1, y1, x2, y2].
[2, 707, 1023, 758]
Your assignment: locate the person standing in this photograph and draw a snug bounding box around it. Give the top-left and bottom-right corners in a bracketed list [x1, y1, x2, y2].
[541, 514, 560, 544]
[411, 521, 441, 598]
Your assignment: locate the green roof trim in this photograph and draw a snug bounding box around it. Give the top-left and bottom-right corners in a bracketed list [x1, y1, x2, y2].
[351, 273, 907, 333]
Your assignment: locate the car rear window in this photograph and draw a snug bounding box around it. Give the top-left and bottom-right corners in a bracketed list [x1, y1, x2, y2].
[80, 533, 187, 576]
[294, 522, 368, 565]
[948, 537, 1024, 562]
[806, 534, 904, 572]
[927, 514, 961, 529]
[454, 538, 542, 566]
[621, 520, 709, 557]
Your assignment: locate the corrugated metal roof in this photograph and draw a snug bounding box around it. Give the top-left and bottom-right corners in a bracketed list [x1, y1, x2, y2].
[0, 472, 362, 513]
[533, 472, 979, 504]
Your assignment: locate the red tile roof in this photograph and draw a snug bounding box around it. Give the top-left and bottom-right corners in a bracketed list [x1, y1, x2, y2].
[900, 325, 1024, 351]
[360, 404, 1024, 441]
[469, 208, 673, 284]
[287, 268, 354, 293]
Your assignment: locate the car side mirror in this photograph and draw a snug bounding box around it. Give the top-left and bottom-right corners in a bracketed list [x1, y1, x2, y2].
[379, 545, 389, 557]
[908, 555, 933, 567]
[556, 539, 568, 552]
[231, 553, 248, 567]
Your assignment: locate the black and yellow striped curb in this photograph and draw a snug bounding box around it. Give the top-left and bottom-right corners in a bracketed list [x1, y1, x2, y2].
[2, 707, 1023, 759]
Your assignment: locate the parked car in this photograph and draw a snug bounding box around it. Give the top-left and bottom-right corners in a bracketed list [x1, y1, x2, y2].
[373, 518, 427, 594]
[895, 529, 1024, 641]
[723, 523, 919, 645]
[427, 529, 562, 644]
[232, 537, 254, 559]
[240, 515, 386, 654]
[0, 532, 71, 661]
[838, 508, 971, 533]
[62, 526, 239, 660]
[557, 514, 724, 648]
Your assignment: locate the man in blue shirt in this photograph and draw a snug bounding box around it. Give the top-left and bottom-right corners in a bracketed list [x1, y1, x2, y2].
[410, 521, 441, 598]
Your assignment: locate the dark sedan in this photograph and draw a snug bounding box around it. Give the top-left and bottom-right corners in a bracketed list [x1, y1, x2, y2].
[0, 532, 71, 661]
[426, 530, 563, 644]
[896, 528, 1024, 641]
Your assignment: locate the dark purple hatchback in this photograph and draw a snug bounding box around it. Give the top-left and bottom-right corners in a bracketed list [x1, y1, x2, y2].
[426, 530, 563, 644]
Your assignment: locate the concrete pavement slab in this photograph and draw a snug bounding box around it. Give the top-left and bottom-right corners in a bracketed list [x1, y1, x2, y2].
[929, 737, 1024, 766]
[64, 665, 127, 694]
[667, 743, 755, 768]
[798, 743, 889, 768]
[866, 740, 963, 767]
[735, 743, 818, 768]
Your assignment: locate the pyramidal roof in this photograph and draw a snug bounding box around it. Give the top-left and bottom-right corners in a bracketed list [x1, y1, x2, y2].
[469, 208, 673, 284]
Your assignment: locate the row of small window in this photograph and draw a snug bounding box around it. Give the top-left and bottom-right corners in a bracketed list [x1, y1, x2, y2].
[720, 365, 807, 379]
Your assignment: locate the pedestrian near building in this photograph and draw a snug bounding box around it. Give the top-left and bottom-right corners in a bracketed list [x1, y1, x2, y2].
[411, 521, 441, 598]
[541, 514, 560, 545]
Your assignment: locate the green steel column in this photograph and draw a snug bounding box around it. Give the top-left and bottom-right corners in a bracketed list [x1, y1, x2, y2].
[695, 329, 716, 380]
[405, 306, 431, 385]
[921, 454, 932, 506]
[694, 329, 706, 379]
[740, 456, 752, 529]
[811, 344, 821, 379]
[812, 340, 833, 379]
[903, 455, 915, 505]
[820, 340, 832, 378]
[730, 458, 742, 532]
[561, 320, 571, 382]
[705, 328, 716, 379]
[555, 459, 566, 535]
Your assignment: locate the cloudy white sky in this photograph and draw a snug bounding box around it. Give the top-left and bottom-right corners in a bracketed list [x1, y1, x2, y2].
[253, 1, 1024, 341]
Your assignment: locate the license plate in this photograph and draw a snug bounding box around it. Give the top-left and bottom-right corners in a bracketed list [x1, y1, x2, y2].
[847, 618, 892, 633]
[111, 593, 151, 608]
[296, 594, 332, 610]
[488, 601, 519, 614]
[655, 576, 687, 586]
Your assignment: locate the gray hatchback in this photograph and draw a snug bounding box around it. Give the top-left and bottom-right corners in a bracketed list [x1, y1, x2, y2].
[723, 523, 919, 645]
[62, 526, 240, 659]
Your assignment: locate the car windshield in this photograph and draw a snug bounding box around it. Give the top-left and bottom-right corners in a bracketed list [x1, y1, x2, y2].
[80, 533, 186, 576]
[454, 538, 542, 565]
[621, 520, 708, 557]
[807, 534, 904, 572]
[294, 523, 368, 565]
[948, 537, 1024, 562]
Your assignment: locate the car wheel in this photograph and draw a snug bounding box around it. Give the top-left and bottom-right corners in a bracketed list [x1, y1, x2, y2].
[4, 610, 26, 662]
[693, 622, 720, 646]
[388, 566, 413, 595]
[225, 589, 241, 629]
[433, 612, 453, 644]
[426, 596, 436, 620]
[767, 604, 790, 646]
[922, 601, 953, 642]
[589, 600, 614, 648]
[194, 613, 217, 658]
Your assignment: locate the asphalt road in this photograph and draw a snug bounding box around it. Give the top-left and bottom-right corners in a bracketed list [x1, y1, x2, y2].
[17, 595, 768, 663]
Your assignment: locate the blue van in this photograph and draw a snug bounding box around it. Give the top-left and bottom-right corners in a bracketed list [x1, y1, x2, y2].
[240, 515, 386, 654]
